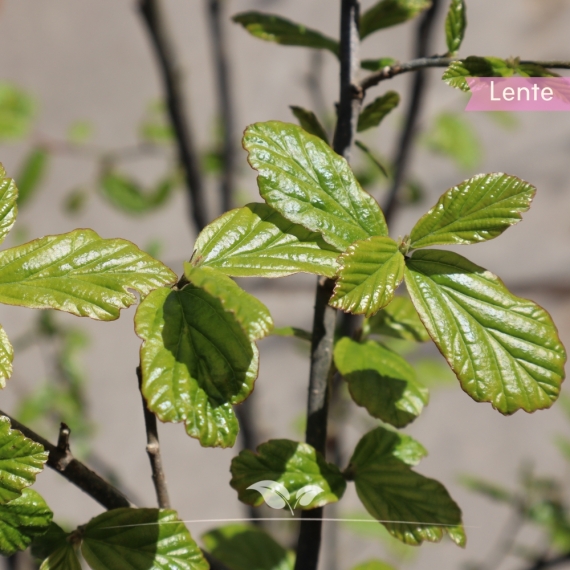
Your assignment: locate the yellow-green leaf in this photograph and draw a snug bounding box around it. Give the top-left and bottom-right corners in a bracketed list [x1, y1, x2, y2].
[445, 0, 466, 55]
[442, 57, 513, 92]
[0, 325, 13, 388]
[0, 164, 18, 246]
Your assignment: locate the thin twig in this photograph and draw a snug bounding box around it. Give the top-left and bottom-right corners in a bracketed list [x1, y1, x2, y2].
[139, 0, 208, 232]
[137, 367, 171, 509]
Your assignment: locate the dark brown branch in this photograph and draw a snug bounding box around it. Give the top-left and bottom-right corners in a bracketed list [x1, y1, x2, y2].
[139, 0, 208, 232]
[0, 410, 131, 510]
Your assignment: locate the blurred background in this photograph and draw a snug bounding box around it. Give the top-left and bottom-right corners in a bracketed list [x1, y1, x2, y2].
[1, 0, 570, 569]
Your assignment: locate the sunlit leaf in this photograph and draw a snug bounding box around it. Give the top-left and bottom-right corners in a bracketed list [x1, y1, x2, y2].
[352, 561, 397, 570]
[366, 296, 429, 342]
[357, 92, 400, 132]
[290, 106, 329, 143]
[442, 57, 513, 92]
[360, 0, 431, 39]
[0, 325, 13, 388]
[445, 0, 466, 55]
[17, 148, 49, 208]
[0, 164, 18, 245]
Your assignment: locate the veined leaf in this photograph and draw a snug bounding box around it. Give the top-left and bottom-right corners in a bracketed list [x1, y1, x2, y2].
[352, 561, 396, 570]
[16, 148, 49, 208]
[361, 58, 397, 72]
[366, 296, 429, 342]
[0, 229, 176, 321]
[0, 416, 48, 504]
[357, 92, 400, 133]
[409, 173, 535, 249]
[0, 325, 13, 388]
[40, 544, 82, 570]
[347, 427, 464, 546]
[231, 439, 346, 510]
[290, 106, 329, 143]
[330, 237, 404, 317]
[404, 249, 566, 414]
[135, 286, 257, 448]
[334, 338, 428, 427]
[445, 0, 466, 55]
[360, 0, 431, 39]
[244, 122, 387, 251]
[192, 203, 339, 279]
[81, 508, 207, 570]
[0, 164, 18, 246]
[184, 264, 273, 341]
[442, 57, 513, 92]
[233, 12, 339, 57]
[0, 489, 53, 556]
[202, 524, 294, 570]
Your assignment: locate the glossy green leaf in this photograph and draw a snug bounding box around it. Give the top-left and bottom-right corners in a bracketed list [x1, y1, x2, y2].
[183, 264, 273, 341]
[330, 237, 404, 317]
[192, 203, 339, 278]
[202, 524, 294, 570]
[445, 0, 466, 55]
[357, 92, 400, 132]
[366, 296, 429, 341]
[0, 416, 48, 503]
[17, 148, 49, 208]
[233, 12, 339, 57]
[404, 249, 566, 414]
[361, 58, 397, 72]
[360, 0, 431, 39]
[442, 57, 513, 92]
[334, 338, 428, 427]
[409, 173, 535, 249]
[231, 439, 346, 510]
[81, 508, 207, 570]
[0, 325, 13, 388]
[0, 164, 18, 246]
[289, 106, 329, 143]
[352, 561, 396, 570]
[136, 286, 258, 448]
[0, 84, 35, 140]
[0, 229, 176, 321]
[347, 427, 464, 546]
[0, 489, 53, 556]
[244, 122, 387, 251]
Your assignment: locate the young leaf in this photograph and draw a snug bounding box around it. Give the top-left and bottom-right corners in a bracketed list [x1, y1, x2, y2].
[81, 508, 208, 570]
[244, 122, 387, 251]
[347, 427, 464, 546]
[352, 562, 396, 570]
[0, 417, 48, 504]
[233, 12, 339, 57]
[334, 338, 428, 428]
[361, 58, 397, 72]
[409, 173, 536, 249]
[16, 148, 49, 208]
[230, 439, 347, 510]
[442, 57, 513, 92]
[0, 325, 13, 387]
[202, 524, 295, 570]
[0, 489, 53, 556]
[330, 237, 404, 317]
[40, 544, 82, 570]
[404, 249, 566, 414]
[289, 106, 329, 143]
[135, 286, 258, 448]
[192, 203, 339, 279]
[366, 296, 429, 342]
[0, 83, 35, 141]
[360, 0, 431, 39]
[357, 92, 400, 133]
[445, 0, 466, 55]
[0, 229, 176, 321]
[0, 165, 18, 246]
[516, 63, 560, 78]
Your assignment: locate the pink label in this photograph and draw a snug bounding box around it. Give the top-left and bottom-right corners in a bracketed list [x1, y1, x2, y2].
[465, 77, 570, 111]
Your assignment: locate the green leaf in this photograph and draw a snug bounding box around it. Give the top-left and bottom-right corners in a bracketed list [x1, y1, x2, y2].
[357, 92, 400, 132]
[0, 416, 48, 503]
[233, 12, 339, 57]
[330, 237, 404, 317]
[334, 338, 428, 428]
[409, 173, 535, 249]
[40, 544, 82, 570]
[516, 63, 560, 78]
[0, 84, 35, 140]
[183, 264, 273, 341]
[0, 164, 18, 246]
[445, 0, 466, 55]
[32, 522, 69, 561]
[67, 120, 93, 145]
[366, 296, 429, 342]
[17, 148, 49, 208]
[347, 427, 464, 546]
[458, 475, 513, 503]
[442, 57, 513, 92]
[404, 249, 566, 414]
[244, 122, 387, 251]
[0, 325, 13, 388]
[352, 561, 397, 570]
[230, 439, 346, 511]
[289, 106, 329, 143]
[202, 524, 294, 570]
[0, 489, 53, 556]
[360, 0, 432, 39]
[361, 58, 397, 72]
[135, 286, 257, 448]
[354, 141, 389, 179]
[271, 326, 312, 342]
[81, 508, 208, 570]
[0, 229, 176, 321]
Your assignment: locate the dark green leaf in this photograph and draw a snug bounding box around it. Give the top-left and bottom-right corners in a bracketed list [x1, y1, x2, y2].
[17, 148, 49, 208]
[445, 0, 466, 55]
[404, 249, 566, 414]
[360, 0, 432, 39]
[361, 58, 397, 72]
[0, 164, 18, 245]
[334, 338, 428, 427]
[289, 106, 329, 143]
[357, 92, 400, 132]
[442, 57, 513, 92]
[271, 326, 312, 342]
[31, 522, 69, 561]
[40, 544, 82, 570]
[409, 173, 535, 249]
[64, 189, 88, 215]
[516, 63, 560, 78]
[244, 122, 387, 251]
[192, 203, 340, 278]
[366, 296, 429, 342]
[233, 12, 339, 57]
[0, 84, 35, 141]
